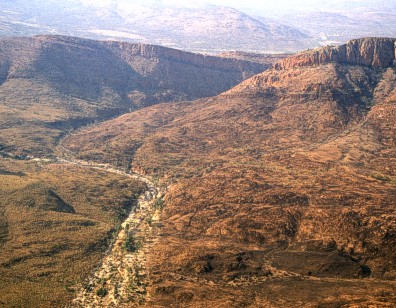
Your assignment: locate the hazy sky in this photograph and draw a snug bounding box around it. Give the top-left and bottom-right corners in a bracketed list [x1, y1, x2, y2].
[78, 0, 394, 17]
[80, 0, 381, 10]
[157, 0, 379, 10]
[207, 0, 339, 8]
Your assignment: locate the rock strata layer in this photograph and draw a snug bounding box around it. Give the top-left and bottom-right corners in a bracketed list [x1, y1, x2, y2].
[275, 37, 396, 70]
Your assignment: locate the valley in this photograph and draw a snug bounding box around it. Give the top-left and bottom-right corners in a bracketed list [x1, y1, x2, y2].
[0, 35, 272, 306]
[0, 34, 395, 307]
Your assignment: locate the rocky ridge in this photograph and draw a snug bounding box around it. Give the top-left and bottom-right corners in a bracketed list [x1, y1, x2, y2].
[274, 37, 396, 70]
[104, 40, 269, 73]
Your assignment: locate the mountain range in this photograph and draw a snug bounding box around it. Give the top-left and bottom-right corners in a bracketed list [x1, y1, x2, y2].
[1, 1, 396, 53]
[0, 0, 312, 53]
[0, 35, 271, 156]
[63, 37, 395, 306]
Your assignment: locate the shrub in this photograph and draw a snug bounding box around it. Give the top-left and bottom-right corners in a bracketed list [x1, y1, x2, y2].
[124, 233, 141, 252]
[96, 287, 108, 297]
[153, 197, 164, 210]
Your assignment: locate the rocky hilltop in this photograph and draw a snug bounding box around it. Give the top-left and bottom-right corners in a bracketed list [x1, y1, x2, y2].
[63, 38, 396, 307]
[275, 37, 396, 70]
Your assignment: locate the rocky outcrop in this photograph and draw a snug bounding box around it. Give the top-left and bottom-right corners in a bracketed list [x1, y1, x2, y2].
[275, 37, 396, 70]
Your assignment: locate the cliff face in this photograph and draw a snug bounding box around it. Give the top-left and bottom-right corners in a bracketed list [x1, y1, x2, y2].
[105, 40, 268, 73]
[275, 37, 396, 70]
[102, 39, 269, 99]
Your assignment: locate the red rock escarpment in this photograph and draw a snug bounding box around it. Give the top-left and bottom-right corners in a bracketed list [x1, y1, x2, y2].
[275, 37, 396, 70]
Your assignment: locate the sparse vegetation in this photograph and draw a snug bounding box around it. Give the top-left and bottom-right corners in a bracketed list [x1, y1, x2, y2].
[0, 34, 395, 307]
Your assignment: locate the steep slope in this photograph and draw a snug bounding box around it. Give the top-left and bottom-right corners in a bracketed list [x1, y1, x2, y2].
[0, 35, 267, 155]
[64, 38, 396, 306]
